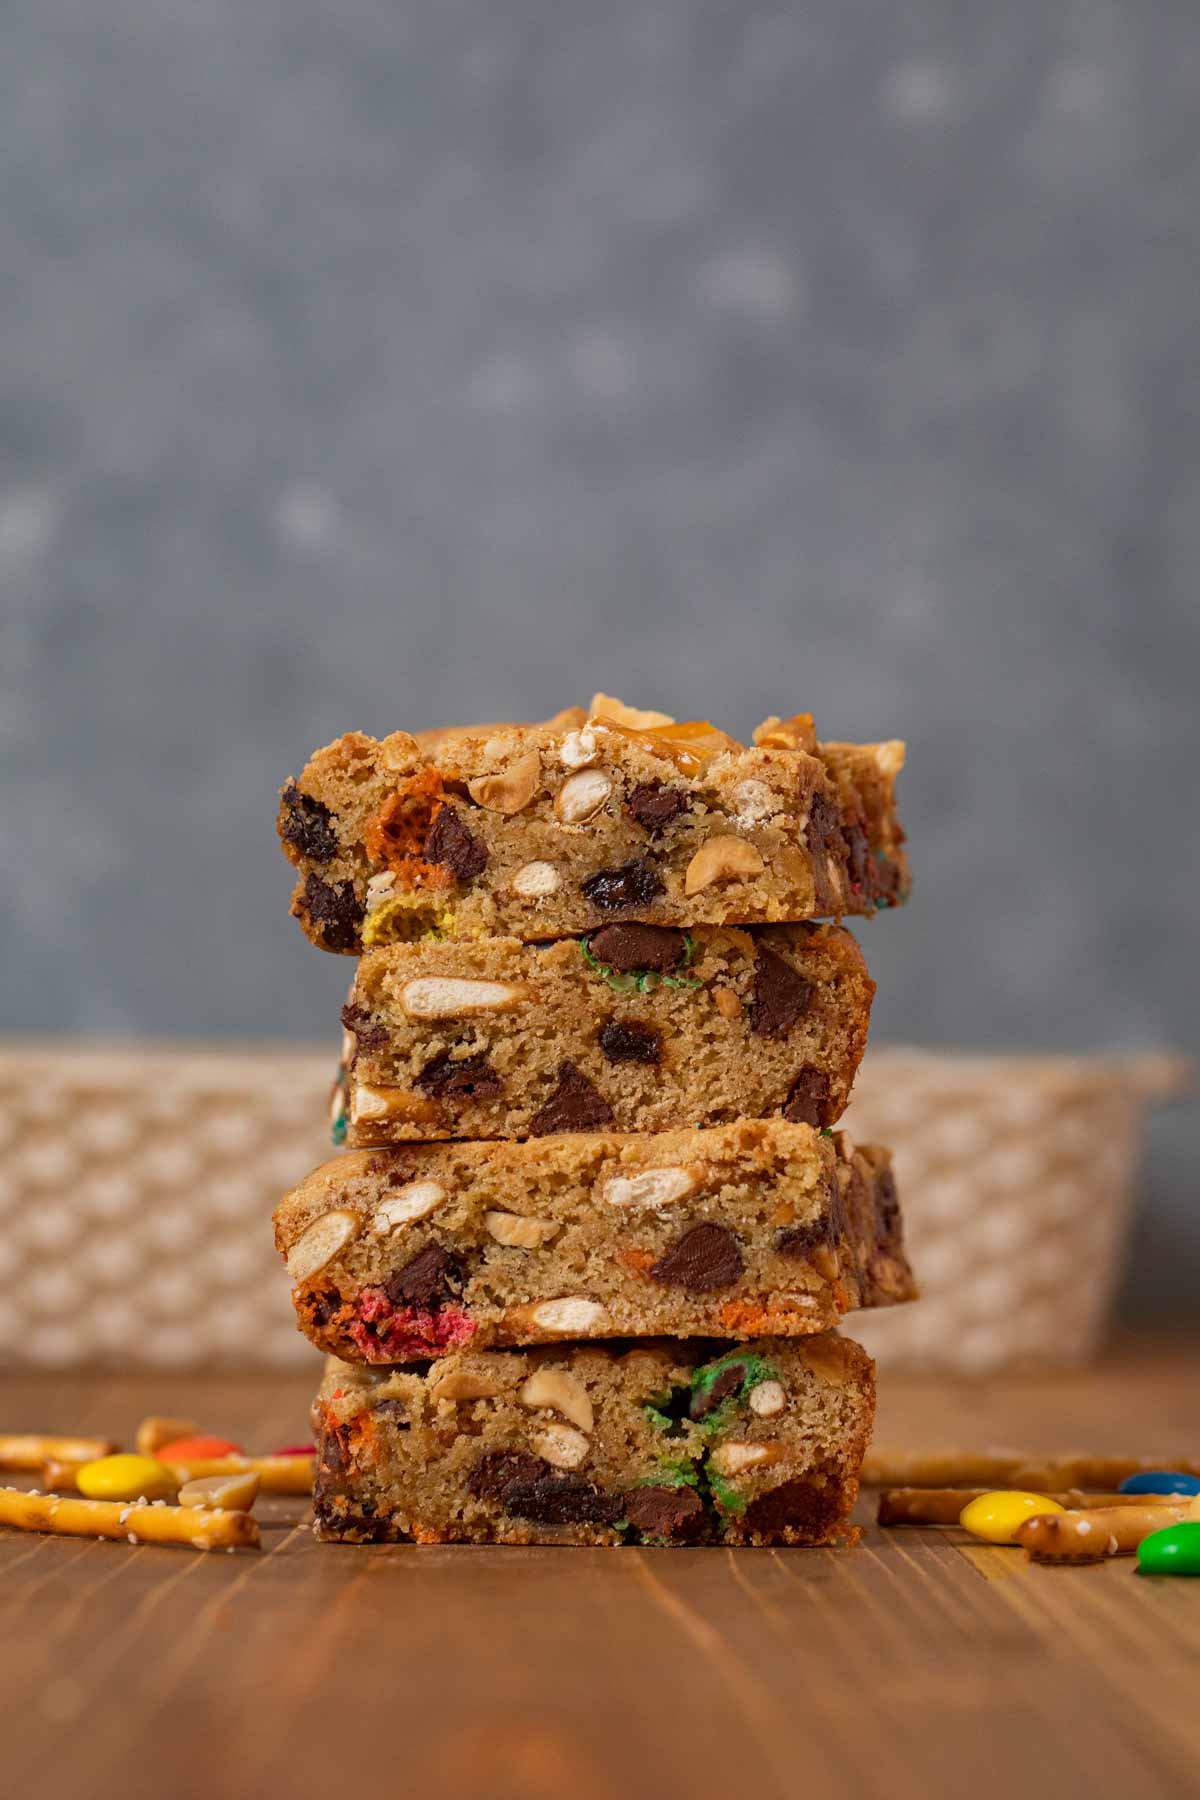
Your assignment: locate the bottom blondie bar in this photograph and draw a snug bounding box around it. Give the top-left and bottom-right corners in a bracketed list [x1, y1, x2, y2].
[312, 1333, 875, 1547]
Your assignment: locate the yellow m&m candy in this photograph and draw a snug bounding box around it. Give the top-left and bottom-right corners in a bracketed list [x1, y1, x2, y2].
[959, 1490, 1065, 1544]
[76, 1453, 179, 1503]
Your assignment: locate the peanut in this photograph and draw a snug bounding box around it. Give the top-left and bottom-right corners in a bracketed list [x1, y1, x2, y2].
[554, 769, 613, 824]
[683, 835, 764, 894]
[467, 750, 542, 815]
[519, 1367, 594, 1433]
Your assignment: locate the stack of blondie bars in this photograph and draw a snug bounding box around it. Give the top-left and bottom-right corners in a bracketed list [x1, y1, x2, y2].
[273, 695, 915, 1546]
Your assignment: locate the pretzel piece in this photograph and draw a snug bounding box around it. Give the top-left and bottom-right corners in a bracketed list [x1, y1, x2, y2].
[40, 1453, 313, 1496]
[135, 1416, 197, 1456]
[862, 1449, 1200, 1490]
[877, 1488, 1184, 1527]
[0, 1434, 118, 1471]
[1015, 1503, 1188, 1563]
[0, 1486, 260, 1550]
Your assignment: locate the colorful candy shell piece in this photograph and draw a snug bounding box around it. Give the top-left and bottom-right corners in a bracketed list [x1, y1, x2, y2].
[959, 1490, 1065, 1545]
[1118, 1471, 1200, 1498]
[76, 1454, 179, 1502]
[1137, 1522, 1200, 1576]
[153, 1435, 243, 1461]
[271, 1445, 316, 1457]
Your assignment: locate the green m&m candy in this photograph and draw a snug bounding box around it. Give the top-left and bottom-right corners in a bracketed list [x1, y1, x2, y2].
[1137, 1521, 1200, 1576]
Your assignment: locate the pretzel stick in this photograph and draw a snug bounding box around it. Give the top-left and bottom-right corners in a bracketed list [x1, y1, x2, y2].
[862, 1449, 1200, 1489]
[0, 1434, 118, 1471]
[0, 1486, 260, 1550]
[1016, 1503, 1188, 1563]
[877, 1488, 1182, 1527]
[41, 1454, 314, 1496]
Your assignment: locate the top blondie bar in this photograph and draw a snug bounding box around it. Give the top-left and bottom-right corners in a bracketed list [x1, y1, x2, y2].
[278, 694, 909, 954]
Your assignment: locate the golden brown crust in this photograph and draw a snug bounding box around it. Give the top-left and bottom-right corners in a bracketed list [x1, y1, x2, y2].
[277, 706, 909, 953]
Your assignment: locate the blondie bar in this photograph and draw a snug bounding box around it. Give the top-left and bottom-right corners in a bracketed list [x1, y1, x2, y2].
[312, 1332, 875, 1546]
[274, 1123, 913, 1363]
[278, 697, 908, 954]
[339, 921, 873, 1143]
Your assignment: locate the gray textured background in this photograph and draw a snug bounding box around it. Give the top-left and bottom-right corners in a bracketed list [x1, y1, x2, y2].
[2, 4, 1197, 1314]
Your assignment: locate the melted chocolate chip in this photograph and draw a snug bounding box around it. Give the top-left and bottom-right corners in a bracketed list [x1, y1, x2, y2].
[340, 1001, 388, 1052]
[598, 1020, 662, 1065]
[302, 875, 365, 952]
[689, 1363, 746, 1421]
[529, 1061, 615, 1136]
[742, 1476, 840, 1541]
[424, 805, 488, 880]
[589, 923, 686, 972]
[280, 783, 338, 862]
[623, 1483, 705, 1538]
[749, 948, 813, 1038]
[626, 781, 691, 837]
[467, 1450, 548, 1502]
[649, 1222, 745, 1291]
[382, 1243, 462, 1309]
[781, 1066, 831, 1127]
[580, 858, 664, 912]
[416, 1050, 505, 1099]
[500, 1471, 622, 1526]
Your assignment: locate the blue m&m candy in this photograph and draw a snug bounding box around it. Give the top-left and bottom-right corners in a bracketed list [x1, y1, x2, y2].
[1118, 1470, 1200, 1498]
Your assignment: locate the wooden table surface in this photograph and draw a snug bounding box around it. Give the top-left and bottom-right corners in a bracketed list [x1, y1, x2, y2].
[3, 1335, 1198, 1800]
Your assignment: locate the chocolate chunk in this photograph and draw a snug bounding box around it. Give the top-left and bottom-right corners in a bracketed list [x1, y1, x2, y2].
[649, 1222, 744, 1291]
[623, 1483, 705, 1538]
[749, 948, 813, 1038]
[416, 1050, 505, 1099]
[775, 1218, 832, 1258]
[424, 805, 488, 880]
[529, 1061, 615, 1136]
[309, 1289, 342, 1329]
[371, 1398, 409, 1425]
[467, 1449, 548, 1502]
[742, 1476, 840, 1541]
[319, 1425, 350, 1476]
[626, 781, 690, 838]
[598, 1020, 662, 1065]
[280, 783, 338, 862]
[313, 1493, 391, 1541]
[580, 858, 664, 912]
[382, 1242, 461, 1309]
[589, 923, 686, 972]
[781, 1067, 831, 1127]
[875, 1167, 902, 1250]
[500, 1470, 622, 1526]
[844, 822, 872, 892]
[340, 1001, 388, 1053]
[302, 875, 365, 952]
[806, 789, 844, 858]
[689, 1363, 746, 1421]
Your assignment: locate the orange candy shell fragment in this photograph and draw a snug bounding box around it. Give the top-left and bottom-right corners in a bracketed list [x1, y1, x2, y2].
[154, 1434, 244, 1461]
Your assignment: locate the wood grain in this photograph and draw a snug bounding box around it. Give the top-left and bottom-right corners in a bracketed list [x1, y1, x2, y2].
[1, 1334, 1197, 1800]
